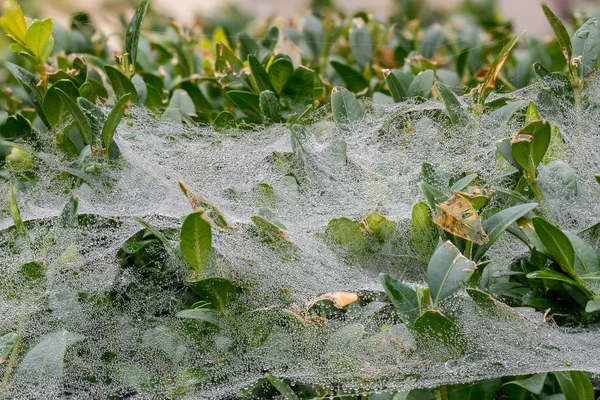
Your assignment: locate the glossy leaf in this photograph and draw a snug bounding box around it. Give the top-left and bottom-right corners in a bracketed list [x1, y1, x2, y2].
[554, 371, 595, 400]
[24, 18, 54, 63]
[472, 203, 538, 261]
[428, 241, 474, 304]
[249, 54, 273, 93]
[532, 217, 575, 278]
[186, 276, 237, 312]
[511, 120, 551, 173]
[6, 62, 49, 128]
[104, 65, 139, 104]
[0, 0, 26, 44]
[571, 18, 599, 78]
[380, 274, 419, 324]
[502, 373, 547, 396]
[331, 86, 365, 125]
[435, 81, 468, 127]
[102, 92, 132, 151]
[268, 57, 294, 94]
[125, 0, 149, 65]
[541, 4, 572, 65]
[266, 373, 299, 400]
[259, 90, 282, 123]
[180, 211, 212, 273]
[408, 70, 434, 99]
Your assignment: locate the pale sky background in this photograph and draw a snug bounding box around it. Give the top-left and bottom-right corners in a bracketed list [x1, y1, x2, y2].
[39, 0, 586, 37]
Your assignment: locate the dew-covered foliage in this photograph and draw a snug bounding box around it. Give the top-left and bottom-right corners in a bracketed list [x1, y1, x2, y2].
[1, 0, 600, 398]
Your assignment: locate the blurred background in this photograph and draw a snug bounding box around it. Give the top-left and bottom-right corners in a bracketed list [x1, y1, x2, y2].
[22, 0, 600, 38]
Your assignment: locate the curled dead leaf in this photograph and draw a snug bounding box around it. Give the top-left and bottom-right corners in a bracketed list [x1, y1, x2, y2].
[307, 291, 359, 309]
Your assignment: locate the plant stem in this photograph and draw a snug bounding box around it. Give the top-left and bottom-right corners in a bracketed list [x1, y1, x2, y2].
[527, 176, 550, 218]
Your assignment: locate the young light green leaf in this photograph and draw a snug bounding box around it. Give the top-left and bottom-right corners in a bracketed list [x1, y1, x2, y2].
[180, 211, 212, 273]
[102, 92, 132, 151]
[24, 18, 54, 63]
[380, 274, 420, 324]
[428, 241, 475, 305]
[176, 308, 220, 326]
[331, 86, 365, 125]
[532, 216, 575, 278]
[125, 0, 149, 66]
[0, 0, 27, 44]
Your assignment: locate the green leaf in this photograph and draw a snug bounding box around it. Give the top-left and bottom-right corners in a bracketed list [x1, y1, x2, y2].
[571, 18, 599, 78]
[331, 86, 365, 126]
[213, 111, 236, 130]
[6, 62, 49, 128]
[227, 90, 262, 122]
[380, 274, 419, 324]
[77, 97, 105, 141]
[281, 66, 314, 112]
[511, 120, 551, 173]
[420, 24, 444, 59]
[44, 79, 80, 129]
[502, 373, 547, 396]
[412, 309, 466, 361]
[427, 241, 474, 305]
[185, 276, 237, 312]
[266, 373, 299, 400]
[496, 137, 522, 171]
[408, 70, 434, 99]
[0, 332, 19, 361]
[564, 231, 600, 278]
[0, 0, 26, 44]
[259, 90, 282, 124]
[104, 65, 139, 104]
[215, 42, 243, 73]
[479, 31, 525, 102]
[472, 203, 539, 262]
[410, 201, 438, 261]
[532, 217, 575, 278]
[541, 4, 572, 65]
[17, 329, 84, 390]
[102, 92, 131, 151]
[450, 173, 478, 192]
[168, 89, 195, 115]
[176, 308, 220, 326]
[55, 88, 93, 145]
[248, 54, 273, 93]
[443, 379, 502, 400]
[24, 18, 54, 63]
[554, 371, 595, 400]
[180, 211, 212, 274]
[268, 57, 294, 94]
[59, 195, 79, 228]
[435, 81, 468, 127]
[349, 18, 373, 68]
[385, 70, 413, 102]
[125, 0, 149, 66]
[330, 61, 369, 93]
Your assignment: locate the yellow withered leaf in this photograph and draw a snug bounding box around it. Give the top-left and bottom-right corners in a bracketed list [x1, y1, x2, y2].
[432, 193, 489, 245]
[307, 292, 359, 309]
